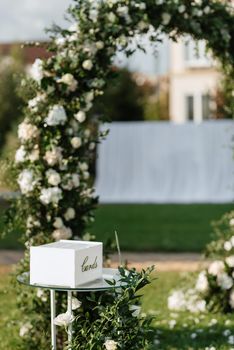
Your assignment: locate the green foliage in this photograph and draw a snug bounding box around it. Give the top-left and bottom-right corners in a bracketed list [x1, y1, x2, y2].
[0, 51, 24, 152]
[92, 69, 144, 121]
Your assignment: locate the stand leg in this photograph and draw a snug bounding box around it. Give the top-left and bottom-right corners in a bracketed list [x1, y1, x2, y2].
[50, 290, 57, 350]
[67, 291, 73, 349]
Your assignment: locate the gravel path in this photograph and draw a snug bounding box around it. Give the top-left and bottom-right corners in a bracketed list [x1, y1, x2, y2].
[0, 250, 208, 272]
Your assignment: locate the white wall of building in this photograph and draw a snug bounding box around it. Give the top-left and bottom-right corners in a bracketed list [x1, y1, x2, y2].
[169, 39, 220, 123]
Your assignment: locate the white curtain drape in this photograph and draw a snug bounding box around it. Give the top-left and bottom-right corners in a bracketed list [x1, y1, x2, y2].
[95, 121, 234, 203]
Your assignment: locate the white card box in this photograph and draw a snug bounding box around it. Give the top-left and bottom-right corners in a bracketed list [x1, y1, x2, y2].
[30, 240, 103, 287]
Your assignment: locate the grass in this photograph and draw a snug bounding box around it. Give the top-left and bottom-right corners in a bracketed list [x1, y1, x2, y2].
[0, 268, 234, 349]
[0, 203, 233, 251]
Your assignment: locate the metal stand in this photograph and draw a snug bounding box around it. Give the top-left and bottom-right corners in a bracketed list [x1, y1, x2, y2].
[50, 290, 73, 350]
[50, 290, 57, 350]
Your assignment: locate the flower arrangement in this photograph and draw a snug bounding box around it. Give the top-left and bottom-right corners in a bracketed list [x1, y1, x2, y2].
[5, 0, 234, 348]
[168, 212, 234, 314]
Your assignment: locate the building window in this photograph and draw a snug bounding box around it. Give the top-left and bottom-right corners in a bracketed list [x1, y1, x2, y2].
[184, 39, 211, 68]
[186, 95, 194, 121]
[202, 94, 211, 120]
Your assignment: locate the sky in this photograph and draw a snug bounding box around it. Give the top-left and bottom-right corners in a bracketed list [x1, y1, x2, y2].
[0, 0, 168, 75]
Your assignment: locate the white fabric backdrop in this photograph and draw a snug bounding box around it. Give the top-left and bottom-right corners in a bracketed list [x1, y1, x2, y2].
[95, 121, 234, 203]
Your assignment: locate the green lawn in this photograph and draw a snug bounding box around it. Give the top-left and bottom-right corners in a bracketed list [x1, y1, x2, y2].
[0, 269, 234, 349]
[0, 203, 233, 251]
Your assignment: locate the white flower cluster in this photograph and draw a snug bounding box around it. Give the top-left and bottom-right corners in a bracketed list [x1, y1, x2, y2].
[17, 169, 39, 194]
[223, 236, 234, 251]
[104, 339, 118, 350]
[18, 121, 39, 141]
[29, 58, 43, 82]
[40, 187, 62, 205]
[168, 289, 206, 313]
[45, 105, 67, 126]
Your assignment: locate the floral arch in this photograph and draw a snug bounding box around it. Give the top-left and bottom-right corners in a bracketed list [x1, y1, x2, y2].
[10, 0, 234, 349]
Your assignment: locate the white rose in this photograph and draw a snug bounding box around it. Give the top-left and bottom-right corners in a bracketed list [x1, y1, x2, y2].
[230, 235, 234, 246]
[54, 311, 74, 327]
[72, 174, 80, 187]
[46, 169, 61, 186]
[75, 111, 86, 123]
[44, 147, 62, 166]
[18, 169, 38, 194]
[108, 12, 116, 23]
[85, 91, 94, 103]
[64, 208, 76, 221]
[15, 146, 27, 163]
[224, 241, 232, 251]
[79, 162, 88, 171]
[28, 94, 45, 110]
[96, 41, 104, 50]
[104, 339, 118, 350]
[117, 6, 129, 17]
[18, 121, 39, 141]
[82, 59, 93, 71]
[53, 217, 64, 229]
[28, 147, 40, 162]
[89, 9, 98, 22]
[162, 12, 171, 25]
[72, 297, 82, 310]
[58, 73, 78, 92]
[29, 58, 43, 82]
[229, 219, 234, 226]
[45, 105, 67, 126]
[195, 271, 209, 293]
[226, 256, 234, 268]
[36, 288, 47, 302]
[217, 273, 233, 290]
[230, 289, 234, 309]
[129, 305, 141, 317]
[52, 226, 72, 240]
[19, 322, 32, 337]
[56, 37, 66, 46]
[168, 290, 186, 311]
[208, 261, 225, 276]
[83, 171, 90, 180]
[40, 187, 62, 205]
[71, 137, 82, 149]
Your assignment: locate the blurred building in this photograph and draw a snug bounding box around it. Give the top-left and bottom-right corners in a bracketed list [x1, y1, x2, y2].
[168, 38, 220, 123]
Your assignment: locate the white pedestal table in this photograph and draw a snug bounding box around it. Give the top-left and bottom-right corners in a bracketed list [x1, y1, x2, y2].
[17, 268, 123, 350]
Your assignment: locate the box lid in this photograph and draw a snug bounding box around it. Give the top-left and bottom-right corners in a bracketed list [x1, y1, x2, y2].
[32, 240, 102, 251]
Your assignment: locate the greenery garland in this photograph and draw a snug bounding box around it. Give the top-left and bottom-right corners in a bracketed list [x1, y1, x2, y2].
[7, 0, 234, 348]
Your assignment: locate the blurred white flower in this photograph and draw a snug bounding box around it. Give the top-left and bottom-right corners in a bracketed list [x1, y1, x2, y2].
[223, 329, 231, 336]
[53, 217, 64, 229]
[129, 304, 141, 317]
[168, 319, 177, 329]
[64, 208, 76, 221]
[82, 59, 93, 71]
[208, 261, 225, 276]
[72, 174, 80, 187]
[18, 121, 39, 141]
[71, 137, 82, 149]
[230, 289, 234, 308]
[162, 13, 171, 25]
[28, 147, 40, 162]
[75, 111, 86, 123]
[196, 271, 209, 292]
[117, 6, 129, 17]
[40, 187, 62, 205]
[168, 290, 186, 311]
[54, 311, 74, 327]
[29, 59, 43, 82]
[15, 146, 27, 163]
[224, 241, 232, 251]
[226, 256, 234, 268]
[45, 105, 67, 126]
[19, 322, 32, 337]
[230, 219, 234, 226]
[79, 162, 88, 171]
[46, 169, 61, 186]
[228, 335, 234, 345]
[230, 236, 234, 246]
[52, 226, 72, 240]
[56, 37, 66, 46]
[96, 41, 104, 50]
[108, 12, 116, 23]
[191, 333, 197, 339]
[217, 273, 233, 290]
[72, 297, 82, 310]
[104, 339, 118, 350]
[58, 73, 78, 92]
[18, 169, 38, 194]
[37, 288, 47, 302]
[44, 147, 63, 166]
